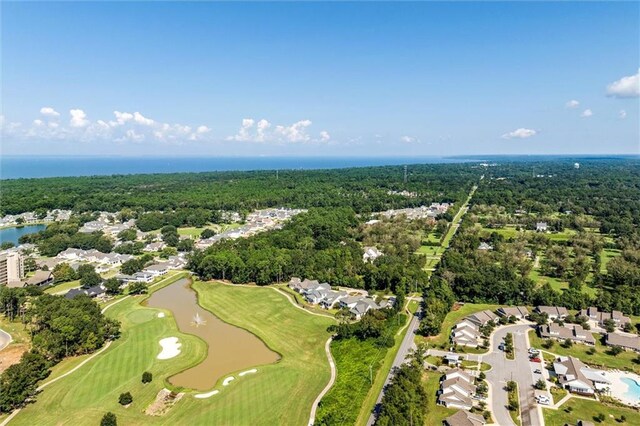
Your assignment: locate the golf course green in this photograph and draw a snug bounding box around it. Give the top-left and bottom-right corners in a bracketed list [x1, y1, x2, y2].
[9, 277, 334, 425]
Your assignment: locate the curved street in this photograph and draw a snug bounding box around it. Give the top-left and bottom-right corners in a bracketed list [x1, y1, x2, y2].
[483, 323, 544, 426]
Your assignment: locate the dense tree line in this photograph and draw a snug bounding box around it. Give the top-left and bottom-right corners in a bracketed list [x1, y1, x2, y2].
[374, 358, 428, 426]
[18, 220, 113, 257]
[1, 164, 478, 216]
[188, 208, 429, 291]
[472, 160, 640, 238]
[418, 159, 640, 334]
[0, 288, 119, 412]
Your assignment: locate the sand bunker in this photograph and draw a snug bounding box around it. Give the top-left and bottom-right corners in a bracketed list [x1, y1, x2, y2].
[194, 390, 220, 399]
[145, 388, 184, 416]
[239, 369, 257, 377]
[157, 312, 165, 318]
[222, 376, 235, 386]
[157, 337, 181, 360]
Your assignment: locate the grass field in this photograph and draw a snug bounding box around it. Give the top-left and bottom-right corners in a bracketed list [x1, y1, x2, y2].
[177, 223, 241, 237]
[543, 397, 640, 425]
[355, 313, 409, 425]
[529, 330, 640, 374]
[416, 303, 499, 350]
[528, 269, 597, 298]
[317, 337, 385, 425]
[44, 279, 81, 294]
[600, 248, 621, 273]
[10, 278, 333, 426]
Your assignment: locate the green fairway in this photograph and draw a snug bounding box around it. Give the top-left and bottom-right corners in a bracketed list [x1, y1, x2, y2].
[600, 248, 621, 273]
[10, 279, 333, 426]
[543, 397, 640, 425]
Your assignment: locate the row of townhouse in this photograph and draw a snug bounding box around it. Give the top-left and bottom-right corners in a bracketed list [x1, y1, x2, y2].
[437, 368, 477, 411]
[378, 203, 452, 221]
[57, 248, 134, 266]
[196, 208, 306, 249]
[117, 256, 186, 284]
[539, 323, 596, 345]
[451, 310, 499, 348]
[1, 210, 71, 226]
[288, 278, 393, 319]
[79, 219, 136, 236]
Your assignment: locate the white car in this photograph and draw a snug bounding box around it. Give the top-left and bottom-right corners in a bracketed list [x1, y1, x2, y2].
[528, 348, 539, 354]
[536, 396, 550, 405]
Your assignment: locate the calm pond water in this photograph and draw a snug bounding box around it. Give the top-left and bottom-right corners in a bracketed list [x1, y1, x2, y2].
[145, 278, 279, 390]
[0, 224, 46, 246]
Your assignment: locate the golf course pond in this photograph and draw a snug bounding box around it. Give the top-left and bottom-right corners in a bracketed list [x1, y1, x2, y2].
[145, 278, 280, 391]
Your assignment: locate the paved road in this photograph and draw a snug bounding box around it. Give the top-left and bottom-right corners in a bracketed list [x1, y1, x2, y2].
[365, 308, 421, 425]
[484, 324, 543, 426]
[0, 328, 12, 352]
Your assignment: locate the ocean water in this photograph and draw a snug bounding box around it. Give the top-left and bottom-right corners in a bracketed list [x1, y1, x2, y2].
[0, 156, 472, 179]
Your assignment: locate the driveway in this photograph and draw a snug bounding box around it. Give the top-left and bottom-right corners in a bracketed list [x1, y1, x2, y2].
[483, 323, 544, 426]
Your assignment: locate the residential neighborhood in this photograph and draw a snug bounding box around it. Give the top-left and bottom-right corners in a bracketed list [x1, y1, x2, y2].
[288, 277, 394, 319]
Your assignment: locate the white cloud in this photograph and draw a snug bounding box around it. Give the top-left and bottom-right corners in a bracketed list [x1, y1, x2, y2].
[581, 109, 593, 118]
[7, 107, 210, 144]
[619, 110, 627, 119]
[228, 118, 324, 144]
[565, 100, 580, 109]
[275, 120, 312, 143]
[400, 135, 417, 143]
[606, 69, 639, 98]
[501, 128, 537, 139]
[69, 109, 89, 127]
[40, 107, 60, 117]
[133, 111, 154, 126]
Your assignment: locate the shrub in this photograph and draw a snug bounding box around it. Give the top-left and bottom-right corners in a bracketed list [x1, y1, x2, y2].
[100, 412, 117, 426]
[118, 392, 133, 406]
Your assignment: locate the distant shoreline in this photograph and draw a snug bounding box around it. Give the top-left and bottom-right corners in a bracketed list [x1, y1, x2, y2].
[1, 154, 637, 180]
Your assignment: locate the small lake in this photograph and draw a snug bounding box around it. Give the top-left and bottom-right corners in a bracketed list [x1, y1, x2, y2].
[0, 224, 46, 246]
[145, 278, 280, 391]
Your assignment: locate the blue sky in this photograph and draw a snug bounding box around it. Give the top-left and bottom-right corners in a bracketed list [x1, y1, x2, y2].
[2, 1, 638, 156]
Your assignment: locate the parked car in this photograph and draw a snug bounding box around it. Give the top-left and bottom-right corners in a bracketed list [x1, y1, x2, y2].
[536, 396, 550, 405]
[530, 357, 542, 363]
[534, 369, 542, 374]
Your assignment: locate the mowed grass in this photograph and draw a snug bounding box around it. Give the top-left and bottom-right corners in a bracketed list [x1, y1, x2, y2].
[600, 248, 621, 273]
[11, 279, 333, 426]
[529, 330, 640, 374]
[11, 275, 207, 426]
[44, 279, 81, 294]
[543, 397, 640, 425]
[528, 269, 597, 298]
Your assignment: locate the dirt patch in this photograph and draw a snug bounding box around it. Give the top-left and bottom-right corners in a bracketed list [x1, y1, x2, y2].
[451, 302, 462, 312]
[145, 388, 184, 416]
[0, 344, 28, 374]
